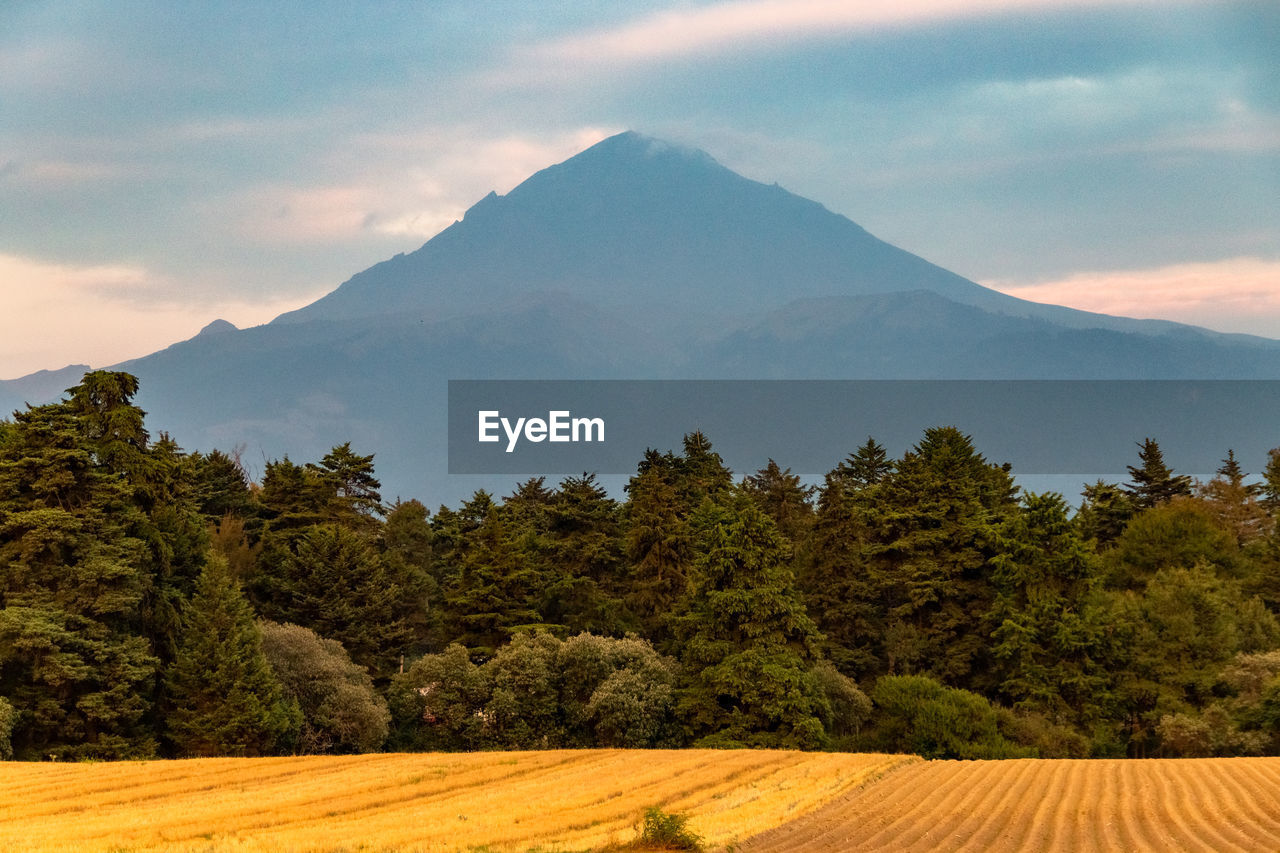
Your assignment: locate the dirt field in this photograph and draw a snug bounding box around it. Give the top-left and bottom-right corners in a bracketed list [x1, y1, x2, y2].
[741, 757, 1280, 852]
[0, 749, 910, 852]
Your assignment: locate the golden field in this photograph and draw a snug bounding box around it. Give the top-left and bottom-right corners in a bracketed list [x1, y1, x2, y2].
[742, 756, 1280, 852]
[0, 749, 912, 852]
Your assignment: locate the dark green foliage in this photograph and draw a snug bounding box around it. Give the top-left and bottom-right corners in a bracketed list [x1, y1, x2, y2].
[0, 373, 169, 759]
[990, 492, 1110, 726]
[190, 449, 253, 521]
[742, 459, 815, 544]
[258, 620, 389, 754]
[1106, 563, 1278, 755]
[540, 474, 633, 637]
[164, 556, 297, 756]
[834, 427, 1017, 687]
[636, 806, 703, 851]
[1103, 498, 1242, 589]
[11, 367, 1280, 760]
[1125, 437, 1193, 510]
[257, 523, 415, 680]
[1076, 480, 1136, 547]
[437, 494, 550, 656]
[833, 436, 893, 489]
[863, 675, 1031, 759]
[624, 460, 693, 647]
[676, 491, 829, 749]
[0, 695, 14, 760]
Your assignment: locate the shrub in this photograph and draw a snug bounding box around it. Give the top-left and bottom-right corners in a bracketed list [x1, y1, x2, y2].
[258, 621, 390, 754]
[636, 806, 703, 851]
[864, 675, 1032, 759]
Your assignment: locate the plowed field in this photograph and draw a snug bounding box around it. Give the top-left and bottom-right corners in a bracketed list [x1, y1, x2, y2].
[0, 749, 910, 852]
[741, 757, 1280, 852]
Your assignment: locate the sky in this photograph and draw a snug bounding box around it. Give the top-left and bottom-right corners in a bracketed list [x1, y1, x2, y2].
[1, 0, 1277, 379]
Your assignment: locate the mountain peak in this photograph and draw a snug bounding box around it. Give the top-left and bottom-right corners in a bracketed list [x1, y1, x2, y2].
[575, 130, 721, 167]
[195, 319, 237, 337]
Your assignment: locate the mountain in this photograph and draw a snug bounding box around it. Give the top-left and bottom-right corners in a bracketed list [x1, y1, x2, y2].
[4, 131, 1280, 504]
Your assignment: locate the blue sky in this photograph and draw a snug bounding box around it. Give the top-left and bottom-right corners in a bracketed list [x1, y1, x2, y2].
[2, 0, 1277, 378]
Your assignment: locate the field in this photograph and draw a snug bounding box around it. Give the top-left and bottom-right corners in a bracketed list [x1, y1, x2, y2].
[742, 757, 1280, 852]
[0, 749, 910, 852]
[5, 752, 1280, 852]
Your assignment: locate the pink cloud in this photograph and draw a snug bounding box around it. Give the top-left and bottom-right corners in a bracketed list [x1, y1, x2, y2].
[986, 257, 1280, 338]
[527, 0, 1165, 67]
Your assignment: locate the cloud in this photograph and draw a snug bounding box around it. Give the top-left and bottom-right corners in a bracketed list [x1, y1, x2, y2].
[227, 126, 620, 244]
[985, 257, 1280, 338]
[521, 0, 1164, 70]
[0, 254, 324, 379]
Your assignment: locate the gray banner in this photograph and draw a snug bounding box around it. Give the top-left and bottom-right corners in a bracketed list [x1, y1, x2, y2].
[447, 380, 1280, 476]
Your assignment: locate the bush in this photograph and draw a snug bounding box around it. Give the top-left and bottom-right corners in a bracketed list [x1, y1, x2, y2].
[0, 696, 15, 761]
[258, 621, 390, 754]
[864, 675, 1032, 759]
[636, 806, 703, 851]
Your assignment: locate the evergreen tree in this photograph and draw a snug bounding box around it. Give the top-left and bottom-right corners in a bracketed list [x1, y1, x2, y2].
[1197, 450, 1269, 546]
[165, 555, 297, 756]
[439, 493, 550, 656]
[834, 437, 893, 490]
[261, 524, 415, 680]
[990, 492, 1110, 727]
[801, 466, 880, 676]
[742, 459, 815, 544]
[0, 374, 161, 759]
[1076, 480, 1137, 548]
[1125, 438, 1192, 510]
[310, 442, 383, 522]
[848, 427, 1018, 688]
[623, 460, 693, 647]
[540, 474, 631, 636]
[675, 491, 829, 748]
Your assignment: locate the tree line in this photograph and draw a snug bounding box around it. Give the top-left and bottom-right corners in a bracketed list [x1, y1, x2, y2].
[3, 371, 1280, 760]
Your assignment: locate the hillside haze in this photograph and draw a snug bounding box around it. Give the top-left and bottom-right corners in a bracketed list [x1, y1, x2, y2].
[5, 130, 1280, 503]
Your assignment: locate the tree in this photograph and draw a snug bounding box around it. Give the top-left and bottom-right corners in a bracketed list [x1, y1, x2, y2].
[1197, 450, 1270, 547]
[624, 460, 693, 647]
[742, 459, 815, 544]
[259, 524, 415, 680]
[258, 621, 389, 754]
[833, 437, 893, 490]
[0, 373, 163, 759]
[845, 427, 1018, 688]
[164, 556, 297, 756]
[310, 442, 384, 522]
[1076, 480, 1136, 548]
[990, 492, 1110, 727]
[675, 491, 829, 748]
[1125, 438, 1192, 510]
[863, 675, 1030, 759]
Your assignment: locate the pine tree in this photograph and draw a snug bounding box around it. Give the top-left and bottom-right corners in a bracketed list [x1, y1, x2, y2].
[261, 524, 414, 680]
[0, 374, 162, 759]
[165, 555, 297, 756]
[853, 427, 1018, 688]
[623, 461, 693, 647]
[990, 492, 1110, 726]
[742, 459, 815, 544]
[1125, 438, 1192, 510]
[675, 490, 829, 748]
[834, 437, 893, 489]
[540, 474, 631, 636]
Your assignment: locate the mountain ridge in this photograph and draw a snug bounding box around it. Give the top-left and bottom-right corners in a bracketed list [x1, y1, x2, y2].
[4, 130, 1279, 504]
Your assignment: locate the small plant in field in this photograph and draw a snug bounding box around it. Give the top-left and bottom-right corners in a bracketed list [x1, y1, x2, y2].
[636, 806, 703, 851]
